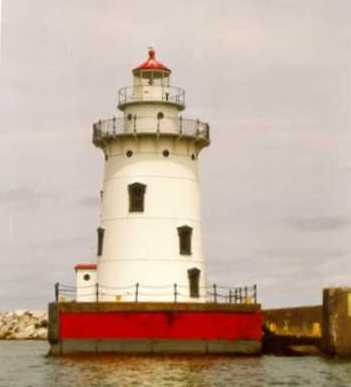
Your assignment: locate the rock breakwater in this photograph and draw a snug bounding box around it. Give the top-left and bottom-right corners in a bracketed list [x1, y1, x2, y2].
[0, 311, 48, 340]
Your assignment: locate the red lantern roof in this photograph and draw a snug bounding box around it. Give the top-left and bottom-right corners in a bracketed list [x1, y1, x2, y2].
[133, 48, 171, 73]
[74, 263, 97, 271]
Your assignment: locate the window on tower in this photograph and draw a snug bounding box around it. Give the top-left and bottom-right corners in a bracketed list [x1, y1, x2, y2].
[128, 183, 146, 213]
[97, 227, 105, 256]
[177, 225, 193, 255]
[188, 268, 200, 298]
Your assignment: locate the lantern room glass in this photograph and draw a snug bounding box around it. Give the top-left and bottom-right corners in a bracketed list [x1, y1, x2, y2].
[133, 70, 170, 88]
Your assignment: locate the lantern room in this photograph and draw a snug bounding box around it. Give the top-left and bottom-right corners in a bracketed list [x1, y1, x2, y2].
[132, 47, 171, 88]
[118, 48, 185, 111]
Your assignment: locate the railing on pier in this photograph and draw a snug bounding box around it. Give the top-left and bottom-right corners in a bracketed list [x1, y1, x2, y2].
[54, 282, 258, 304]
[92, 116, 210, 146]
[118, 86, 185, 109]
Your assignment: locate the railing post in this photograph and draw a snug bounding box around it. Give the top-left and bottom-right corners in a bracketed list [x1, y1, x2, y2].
[157, 118, 160, 135]
[239, 288, 242, 304]
[54, 282, 59, 303]
[133, 115, 137, 134]
[112, 116, 116, 135]
[96, 283, 99, 303]
[135, 282, 139, 303]
[213, 284, 217, 303]
[174, 283, 177, 303]
[179, 115, 183, 136]
[196, 119, 200, 137]
[253, 284, 257, 304]
[229, 289, 232, 304]
[206, 123, 210, 141]
[244, 286, 248, 303]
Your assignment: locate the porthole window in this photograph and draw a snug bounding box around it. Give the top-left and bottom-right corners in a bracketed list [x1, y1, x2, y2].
[127, 113, 133, 121]
[83, 273, 91, 281]
[126, 150, 133, 158]
[128, 183, 147, 212]
[163, 149, 170, 157]
[157, 112, 164, 120]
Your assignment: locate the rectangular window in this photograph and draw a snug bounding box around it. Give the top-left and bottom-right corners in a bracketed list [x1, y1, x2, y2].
[177, 225, 193, 255]
[128, 183, 146, 212]
[97, 227, 105, 256]
[188, 268, 200, 298]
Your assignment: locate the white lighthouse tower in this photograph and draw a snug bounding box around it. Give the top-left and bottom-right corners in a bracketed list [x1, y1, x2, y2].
[85, 49, 210, 302]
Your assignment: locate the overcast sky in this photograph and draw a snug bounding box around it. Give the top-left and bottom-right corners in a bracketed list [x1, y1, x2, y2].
[1, 0, 351, 310]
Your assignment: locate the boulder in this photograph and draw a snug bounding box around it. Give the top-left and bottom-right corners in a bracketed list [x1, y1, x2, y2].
[0, 310, 48, 340]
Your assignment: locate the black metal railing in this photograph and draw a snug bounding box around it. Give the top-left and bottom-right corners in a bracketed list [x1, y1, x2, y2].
[118, 86, 185, 108]
[92, 115, 210, 146]
[54, 282, 257, 304]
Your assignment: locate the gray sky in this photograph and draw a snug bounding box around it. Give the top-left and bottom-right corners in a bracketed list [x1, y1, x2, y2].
[1, 0, 351, 310]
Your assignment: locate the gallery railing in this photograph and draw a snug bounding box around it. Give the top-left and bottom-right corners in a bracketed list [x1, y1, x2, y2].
[54, 282, 258, 304]
[92, 116, 210, 145]
[118, 86, 185, 108]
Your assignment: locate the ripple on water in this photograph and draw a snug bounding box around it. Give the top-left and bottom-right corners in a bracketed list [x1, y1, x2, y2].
[0, 342, 351, 387]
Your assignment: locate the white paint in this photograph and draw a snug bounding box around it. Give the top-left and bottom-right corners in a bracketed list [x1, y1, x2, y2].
[91, 54, 210, 302]
[75, 268, 97, 302]
[0, 0, 2, 63]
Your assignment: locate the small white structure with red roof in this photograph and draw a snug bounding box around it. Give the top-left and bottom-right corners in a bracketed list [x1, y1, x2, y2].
[74, 264, 97, 302]
[76, 49, 210, 302]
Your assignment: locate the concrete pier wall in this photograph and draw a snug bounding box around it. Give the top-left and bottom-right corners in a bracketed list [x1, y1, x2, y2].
[263, 287, 351, 357]
[263, 306, 322, 337]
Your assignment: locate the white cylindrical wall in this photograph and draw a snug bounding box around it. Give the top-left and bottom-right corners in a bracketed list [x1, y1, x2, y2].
[97, 135, 207, 302]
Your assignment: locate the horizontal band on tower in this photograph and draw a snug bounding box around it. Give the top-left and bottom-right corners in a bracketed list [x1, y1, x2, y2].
[103, 175, 199, 184]
[97, 257, 205, 263]
[101, 216, 202, 223]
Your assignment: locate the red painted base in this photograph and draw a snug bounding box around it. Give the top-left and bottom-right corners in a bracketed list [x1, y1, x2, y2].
[49, 303, 263, 355]
[60, 311, 262, 341]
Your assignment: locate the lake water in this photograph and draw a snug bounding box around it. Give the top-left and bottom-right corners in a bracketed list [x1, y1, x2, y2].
[0, 341, 351, 387]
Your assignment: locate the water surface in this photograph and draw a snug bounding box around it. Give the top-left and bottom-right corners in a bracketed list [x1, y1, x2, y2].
[0, 341, 350, 387]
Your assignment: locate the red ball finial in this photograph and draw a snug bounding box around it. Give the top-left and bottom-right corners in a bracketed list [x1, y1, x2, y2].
[148, 47, 156, 59]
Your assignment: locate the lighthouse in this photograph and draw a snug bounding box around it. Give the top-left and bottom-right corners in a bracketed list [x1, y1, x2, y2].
[49, 49, 263, 356]
[81, 49, 210, 302]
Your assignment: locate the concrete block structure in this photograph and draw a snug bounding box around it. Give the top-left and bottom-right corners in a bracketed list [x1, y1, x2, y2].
[322, 287, 351, 356]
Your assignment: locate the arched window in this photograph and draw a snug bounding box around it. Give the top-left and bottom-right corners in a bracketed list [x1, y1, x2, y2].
[188, 268, 200, 298]
[177, 225, 193, 255]
[97, 227, 105, 256]
[128, 183, 146, 212]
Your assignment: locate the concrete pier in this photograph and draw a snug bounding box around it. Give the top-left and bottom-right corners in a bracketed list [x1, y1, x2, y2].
[263, 287, 351, 357]
[322, 287, 351, 356]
